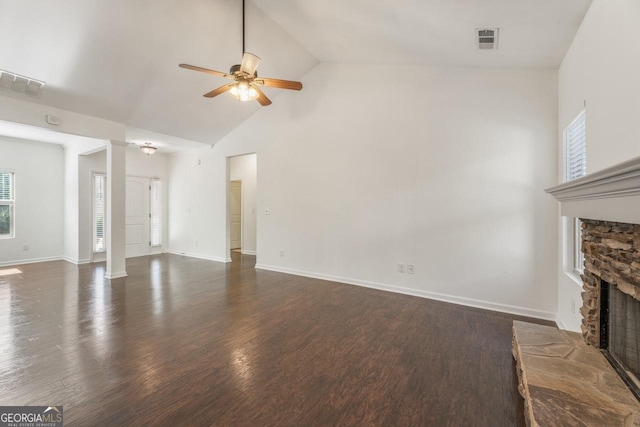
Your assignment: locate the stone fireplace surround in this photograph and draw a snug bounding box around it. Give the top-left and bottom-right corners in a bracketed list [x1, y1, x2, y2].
[508, 156, 640, 426]
[580, 219, 640, 347]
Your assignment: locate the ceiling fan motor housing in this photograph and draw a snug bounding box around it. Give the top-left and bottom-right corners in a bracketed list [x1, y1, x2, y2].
[230, 64, 257, 77]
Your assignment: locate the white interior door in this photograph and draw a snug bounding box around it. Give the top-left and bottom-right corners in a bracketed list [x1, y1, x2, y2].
[230, 180, 242, 250]
[126, 176, 150, 258]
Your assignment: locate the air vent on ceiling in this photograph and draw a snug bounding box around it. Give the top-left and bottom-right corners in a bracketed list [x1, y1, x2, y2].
[476, 28, 499, 50]
[0, 69, 45, 98]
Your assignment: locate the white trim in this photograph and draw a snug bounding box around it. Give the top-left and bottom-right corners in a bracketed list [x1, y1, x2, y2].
[564, 270, 584, 288]
[229, 178, 243, 251]
[105, 271, 127, 279]
[254, 263, 556, 321]
[92, 172, 107, 255]
[555, 317, 567, 331]
[63, 256, 91, 265]
[546, 155, 640, 224]
[0, 256, 64, 267]
[241, 250, 256, 255]
[546, 155, 640, 201]
[0, 171, 16, 239]
[107, 140, 129, 147]
[165, 249, 231, 263]
[92, 252, 106, 263]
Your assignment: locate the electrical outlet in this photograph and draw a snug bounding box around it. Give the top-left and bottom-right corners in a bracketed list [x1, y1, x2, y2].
[407, 264, 414, 274]
[571, 298, 576, 314]
[397, 264, 405, 273]
[22, 244, 29, 251]
[279, 249, 284, 257]
[195, 240, 198, 247]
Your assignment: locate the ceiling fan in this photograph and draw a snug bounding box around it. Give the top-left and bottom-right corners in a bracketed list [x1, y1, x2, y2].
[178, 0, 302, 106]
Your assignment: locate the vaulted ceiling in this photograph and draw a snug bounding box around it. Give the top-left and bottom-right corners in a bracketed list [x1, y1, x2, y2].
[253, 0, 593, 68]
[0, 0, 592, 145]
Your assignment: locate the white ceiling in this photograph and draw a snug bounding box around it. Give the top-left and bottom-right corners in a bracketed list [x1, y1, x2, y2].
[0, 0, 591, 147]
[252, 0, 592, 68]
[0, 0, 318, 145]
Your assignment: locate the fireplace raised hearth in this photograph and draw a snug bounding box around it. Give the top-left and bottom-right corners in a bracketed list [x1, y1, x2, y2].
[510, 156, 640, 425]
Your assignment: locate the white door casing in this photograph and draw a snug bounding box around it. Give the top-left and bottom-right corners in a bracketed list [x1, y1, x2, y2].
[125, 176, 150, 258]
[230, 180, 242, 250]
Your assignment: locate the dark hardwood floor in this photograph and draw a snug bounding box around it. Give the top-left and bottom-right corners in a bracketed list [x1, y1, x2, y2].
[0, 253, 552, 426]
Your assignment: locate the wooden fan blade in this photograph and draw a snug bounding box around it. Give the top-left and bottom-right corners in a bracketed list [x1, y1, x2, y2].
[240, 53, 260, 77]
[255, 77, 303, 90]
[179, 64, 229, 78]
[253, 85, 272, 106]
[204, 83, 235, 98]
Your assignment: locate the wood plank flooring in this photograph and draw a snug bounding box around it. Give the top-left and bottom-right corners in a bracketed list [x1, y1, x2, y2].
[0, 253, 553, 426]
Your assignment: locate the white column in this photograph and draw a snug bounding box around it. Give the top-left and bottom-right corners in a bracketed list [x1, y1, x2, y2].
[105, 140, 127, 279]
[63, 145, 80, 263]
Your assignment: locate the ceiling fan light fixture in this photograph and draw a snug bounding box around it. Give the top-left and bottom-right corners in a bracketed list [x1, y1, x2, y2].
[140, 143, 157, 155]
[229, 81, 258, 102]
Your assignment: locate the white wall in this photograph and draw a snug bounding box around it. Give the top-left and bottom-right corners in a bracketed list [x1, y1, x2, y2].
[0, 137, 64, 265]
[168, 63, 559, 319]
[230, 154, 257, 255]
[556, 0, 640, 330]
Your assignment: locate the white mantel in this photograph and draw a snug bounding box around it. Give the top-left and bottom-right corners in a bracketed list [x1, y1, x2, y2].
[546, 156, 640, 225]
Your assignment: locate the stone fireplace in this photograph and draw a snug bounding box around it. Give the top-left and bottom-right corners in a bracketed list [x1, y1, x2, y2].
[509, 156, 640, 425]
[580, 219, 640, 346]
[580, 219, 640, 397]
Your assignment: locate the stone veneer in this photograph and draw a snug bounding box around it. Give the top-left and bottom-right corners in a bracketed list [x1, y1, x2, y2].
[580, 219, 640, 347]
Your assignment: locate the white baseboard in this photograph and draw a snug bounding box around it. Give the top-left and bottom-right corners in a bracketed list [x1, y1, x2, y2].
[254, 263, 556, 321]
[555, 317, 567, 330]
[62, 256, 90, 265]
[0, 256, 64, 267]
[241, 250, 257, 255]
[105, 271, 128, 279]
[165, 250, 230, 263]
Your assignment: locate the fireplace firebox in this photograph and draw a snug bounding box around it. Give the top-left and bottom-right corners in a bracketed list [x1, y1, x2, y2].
[599, 280, 640, 401]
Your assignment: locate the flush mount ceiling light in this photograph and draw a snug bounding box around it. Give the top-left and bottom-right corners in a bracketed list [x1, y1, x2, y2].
[140, 143, 157, 155]
[178, 0, 302, 106]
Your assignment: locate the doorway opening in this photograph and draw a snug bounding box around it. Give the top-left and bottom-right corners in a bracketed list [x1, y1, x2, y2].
[227, 153, 257, 262]
[230, 180, 242, 252]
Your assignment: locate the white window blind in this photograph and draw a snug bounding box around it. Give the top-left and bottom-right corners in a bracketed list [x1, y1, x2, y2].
[0, 172, 14, 238]
[150, 179, 161, 246]
[565, 110, 586, 182]
[94, 174, 106, 252]
[564, 111, 587, 274]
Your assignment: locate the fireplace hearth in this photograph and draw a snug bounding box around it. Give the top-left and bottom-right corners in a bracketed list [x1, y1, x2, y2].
[520, 156, 640, 424]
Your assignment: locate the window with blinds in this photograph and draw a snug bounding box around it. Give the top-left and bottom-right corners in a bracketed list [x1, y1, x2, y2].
[150, 179, 161, 246]
[564, 110, 587, 274]
[565, 110, 586, 182]
[94, 174, 106, 252]
[0, 172, 14, 238]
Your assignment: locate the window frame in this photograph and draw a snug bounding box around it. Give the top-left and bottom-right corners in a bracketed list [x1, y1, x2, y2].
[93, 172, 107, 253]
[150, 178, 162, 247]
[0, 171, 15, 239]
[563, 110, 586, 276]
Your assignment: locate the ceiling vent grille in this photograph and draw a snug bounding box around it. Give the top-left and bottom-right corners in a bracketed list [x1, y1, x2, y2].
[476, 28, 499, 50]
[0, 69, 45, 98]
